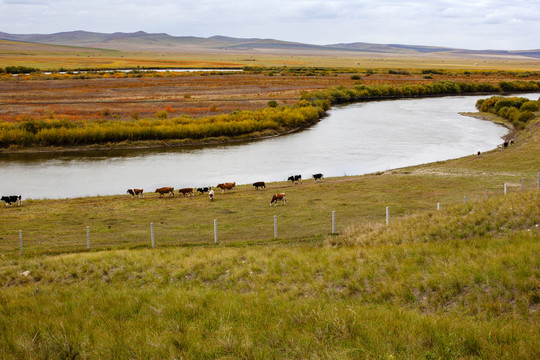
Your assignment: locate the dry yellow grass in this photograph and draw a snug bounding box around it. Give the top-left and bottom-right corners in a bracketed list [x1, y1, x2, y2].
[2, 39, 540, 70]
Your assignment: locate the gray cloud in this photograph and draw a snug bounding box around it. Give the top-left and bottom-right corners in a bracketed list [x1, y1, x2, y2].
[0, 0, 538, 50]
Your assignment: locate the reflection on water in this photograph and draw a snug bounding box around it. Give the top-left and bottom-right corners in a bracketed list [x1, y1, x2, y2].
[1, 93, 537, 199]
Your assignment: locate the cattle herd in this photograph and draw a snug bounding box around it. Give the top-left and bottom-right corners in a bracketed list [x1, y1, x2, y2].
[2, 174, 324, 208]
[124, 173, 324, 206]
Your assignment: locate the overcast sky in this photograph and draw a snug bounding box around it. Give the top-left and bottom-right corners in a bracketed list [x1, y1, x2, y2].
[1, 0, 538, 50]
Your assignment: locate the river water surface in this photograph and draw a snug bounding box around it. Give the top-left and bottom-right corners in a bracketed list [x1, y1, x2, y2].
[1, 93, 537, 199]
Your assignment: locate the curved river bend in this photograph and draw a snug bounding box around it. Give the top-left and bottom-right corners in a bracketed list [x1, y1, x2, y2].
[1, 94, 537, 199]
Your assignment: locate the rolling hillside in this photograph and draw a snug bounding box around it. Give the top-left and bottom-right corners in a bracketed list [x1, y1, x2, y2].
[1, 30, 539, 58]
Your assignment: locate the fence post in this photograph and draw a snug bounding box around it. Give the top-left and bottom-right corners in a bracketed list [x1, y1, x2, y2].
[274, 215, 277, 239]
[463, 196, 467, 204]
[86, 226, 90, 250]
[504, 183, 507, 196]
[385, 207, 389, 226]
[522, 178, 525, 192]
[214, 219, 218, 244]
[437, 202, 440, 211]
[332, 211, 336, 234]
[150, 222, 155, 248]
[538, 171, 540, 188]
[485, 190, 488, 199]
[19, 230, 23, 255]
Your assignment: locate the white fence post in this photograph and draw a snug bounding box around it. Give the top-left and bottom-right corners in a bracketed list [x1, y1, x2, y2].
[332, 211, 336, 234]
[463, 196, 467, 204]
[504, 183, 507, 196]
[150, 222, 155, 248]
[385, 207, 389, 226]
[19, 230, 23, 255]
[274, 215, 277, 239]
[214, 219, 218, 244]
[86, 226, 90, 250]
[437, 202, 440, 211]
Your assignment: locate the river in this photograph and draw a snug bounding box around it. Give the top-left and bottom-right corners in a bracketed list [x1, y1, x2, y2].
[1, 93, 537, 199]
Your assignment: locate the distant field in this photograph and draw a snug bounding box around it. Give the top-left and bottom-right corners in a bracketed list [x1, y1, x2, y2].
[1, 68, 538, 122]
[2, 39, 540, 70]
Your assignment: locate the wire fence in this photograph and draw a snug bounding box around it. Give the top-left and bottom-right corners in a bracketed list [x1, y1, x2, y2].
[2, 173, 539, 257]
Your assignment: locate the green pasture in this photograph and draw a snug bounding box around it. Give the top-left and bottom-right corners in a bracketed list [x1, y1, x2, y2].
[0, 116, 538, 358]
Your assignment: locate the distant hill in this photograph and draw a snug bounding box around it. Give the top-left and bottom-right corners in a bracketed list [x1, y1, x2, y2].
[1, 30, 539, 58]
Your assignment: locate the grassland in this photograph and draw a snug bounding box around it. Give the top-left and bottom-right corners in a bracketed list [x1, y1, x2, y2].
[1, 45, 539, 357]
[3, 38, 540, 71]
[0, 111, 539, 358]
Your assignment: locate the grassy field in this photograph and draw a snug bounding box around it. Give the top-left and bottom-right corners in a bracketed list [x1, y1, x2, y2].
[0, 108, 538, 358]
[3, 39, 540, 71]
[1, 44, 539, 358]
[3, 69, 538, 124]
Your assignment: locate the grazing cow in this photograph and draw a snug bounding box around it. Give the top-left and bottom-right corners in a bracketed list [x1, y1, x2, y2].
[155, 187, 174, 197]
[253, 181, 266, 190]
[197, 187, 211, 195]
[178, 188, 194, 197]
[216, 182, 236, 193]
[127, 189, 144, 199]
[312, 173, 324, 181]
[476, 151, 481, 157]
[208, 189, 214, 201]
[1, 195, 22, 207]
[503, 141, 509, 148]
[270, 193, 286, 206]
[509, 138, 515, 145]
[288, 175, 302, 184]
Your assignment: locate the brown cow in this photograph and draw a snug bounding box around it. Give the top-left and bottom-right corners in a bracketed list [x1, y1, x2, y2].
[178, 188, 194, 197]
[252, 181, 266, 190]
[216, 182, 236, 193]
[155, 187, 174, 197]
[127, 189, 144, 199]
[270, 193, 286, 206]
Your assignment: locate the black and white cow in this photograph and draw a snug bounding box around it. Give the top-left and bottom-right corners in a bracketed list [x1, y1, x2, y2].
[288, 175, 302, 184]
[197, 187, 212, 195]
[1, 195, 22, 207]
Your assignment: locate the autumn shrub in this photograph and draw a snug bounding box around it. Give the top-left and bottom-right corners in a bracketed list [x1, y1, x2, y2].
[267, 100, 278, 108]
[300, 80, 523, 106]
[0, 103, 325, 148]
[476, 95, 539, 127]
[520, 101, 539, 112]
[5, 65, 39, 74]
[154, 110, 168, 119]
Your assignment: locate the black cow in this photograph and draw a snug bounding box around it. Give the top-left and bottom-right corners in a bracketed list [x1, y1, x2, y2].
[312, 173, 324, 181]
[288, 175, 302, 184]
[197, 187, 212, 194]
[1, 195, 22, 207]
[252, 181, 266, 190]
